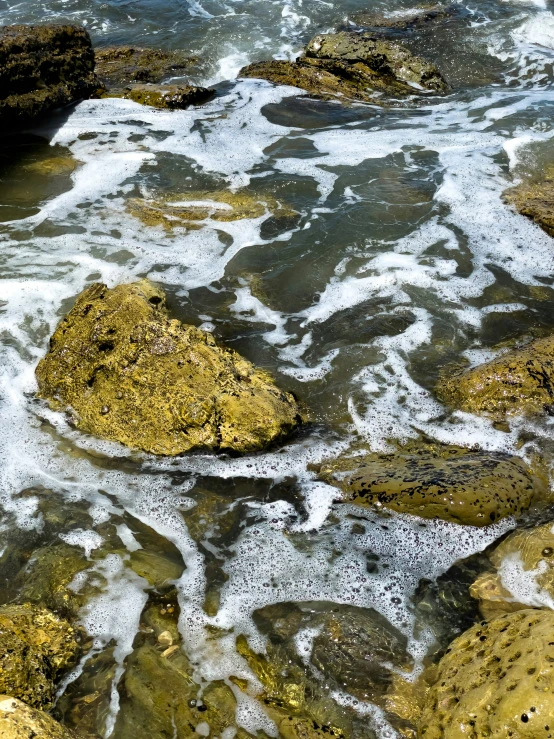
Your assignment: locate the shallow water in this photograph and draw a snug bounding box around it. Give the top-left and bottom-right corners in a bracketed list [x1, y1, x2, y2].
[2, 0, 554, 736]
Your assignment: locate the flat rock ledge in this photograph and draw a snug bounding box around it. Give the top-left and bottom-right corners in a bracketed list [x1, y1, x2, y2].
[0, 24, 99, 124]
[36, 280, 305, 455]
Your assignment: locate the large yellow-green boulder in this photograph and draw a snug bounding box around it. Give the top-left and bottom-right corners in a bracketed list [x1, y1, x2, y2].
[0, 604, 81, 709]
[35, 280, 304, 455]
[419, 609, 554, 738]
[470, 523, 554, 619]
[437, 334, 554, 418]
[317, 446, 539, 526]
[0, 696, 75, 739]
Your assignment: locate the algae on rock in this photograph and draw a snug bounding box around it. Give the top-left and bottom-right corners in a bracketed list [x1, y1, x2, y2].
[127, 189, 296, 230]
[240, 31, 446, 104]
[504, 166, 554, 237]
[0, 604, 81, 709]
[0, 25, 99, 125]
[107, 83, 213, 109]
[470, 523, 554, 619]
[35, 280, 304, 454]
[0, 696, 75, 739]
[94, 46, 197, 87]
[437, 334, 554, 418]
[419, 609, 554, 738]
[317, 446, 538, 526]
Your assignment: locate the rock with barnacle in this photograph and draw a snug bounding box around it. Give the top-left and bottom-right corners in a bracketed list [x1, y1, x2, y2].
[418, 609, 554, 738]
[35, 280, 304, 455]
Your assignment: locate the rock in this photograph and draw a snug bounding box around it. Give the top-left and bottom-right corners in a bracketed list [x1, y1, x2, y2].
[504, 169, 554, 237]
[112, 644, 248, 739]
[0, 25, 99, 125]
[127, 189, 296, 230]
[239, 31, 446, 104]
[107, 83, 213, 109]
[15, 543, 90, 619]
[437, 334, 554, 419]
[35, 280, 304, 455]
[470, 523, 554, 619]
[127, 548, 184, 589]
[418, 609, 554, 738]
[0, 604, 81, 709]
[349, 4, 459, 30]
[251, 601, 412, 701]
[317, 446, 539, 526]
[305, 32, 446, 92]
[94, 46, 196, 87]
[0, 696, 75, 739]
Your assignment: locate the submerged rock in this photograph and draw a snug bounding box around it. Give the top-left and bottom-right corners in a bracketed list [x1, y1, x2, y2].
[108, 83, 213, 109]
[470, 523, 554, 619]
[94, 46, 196, 87]
[0, 24, 98, 124]
[504, 169, 554, 237]
[437, 334, 554, 418]
[240, 32, 446, 104]
[127, 189, 296, 230]
[419, 609, 554, 738]
[349, 4, 459, 30]
[35, 280, 304, 454]
[15, 543, 90, 619]
[317, 446, 538, 526]
[0, 604, 81, 709]
[0, 696, 75, 739]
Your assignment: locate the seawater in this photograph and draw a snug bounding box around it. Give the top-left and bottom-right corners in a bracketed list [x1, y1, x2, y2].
[1, 0, 554, 736]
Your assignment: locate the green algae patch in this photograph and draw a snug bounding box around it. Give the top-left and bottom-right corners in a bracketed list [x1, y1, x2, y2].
[437, 334, 554, 419]
[0, 604, 81, 710]
[240, 31, 446, 104]
[0, 696, 75, 739]
[471, 523, 554, 619]
[504, 167, 554, 237]
[35, 280, 304, 455]
[317, 446, 539, 526]
[419, 609, 554, 738]
[127, 189, 296, 230]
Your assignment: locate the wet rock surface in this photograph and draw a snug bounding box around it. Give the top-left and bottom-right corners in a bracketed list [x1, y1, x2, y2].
[317, 446, 538, 526]
[419, 609, 554, 738]
[0, 24, 98, 124]
[505, 169, 554, 238]
[240, 31, 446, 104]
[127, 189, 296, 229]
[107, 83, 214, 109]
[349, 4, 459, 31]
[0, 604, 81, 709]
[36, 280, 304, 455]
[94, 46, 197, 86]
[0, 696, 75, 739]
[437, 334, 554, 419]
[470, 523, 554, 618]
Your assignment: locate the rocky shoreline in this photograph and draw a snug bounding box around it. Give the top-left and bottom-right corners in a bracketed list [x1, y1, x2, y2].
[2, 14, 554, 739]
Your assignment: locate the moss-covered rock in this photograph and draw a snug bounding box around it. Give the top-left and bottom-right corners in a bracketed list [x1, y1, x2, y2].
[317, 446, 538, 526]
[94, 46, 196, 87]
[106, 83, 213, 109]
[240, 32, 446, 103]
[0, 696, 75, 739]
[437, 334, 554, 419]
[127, 189, 296, 230]
[0, 25, 99, 125]
[419, 609, 554, 738]
[36, 280, 304, 455]
[15, 543, 90, 619]
[470, 523, 554, 619]
[504, 168, 554, 237]
[305, 32, 446, 92]
[0, 604, 81, 709]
